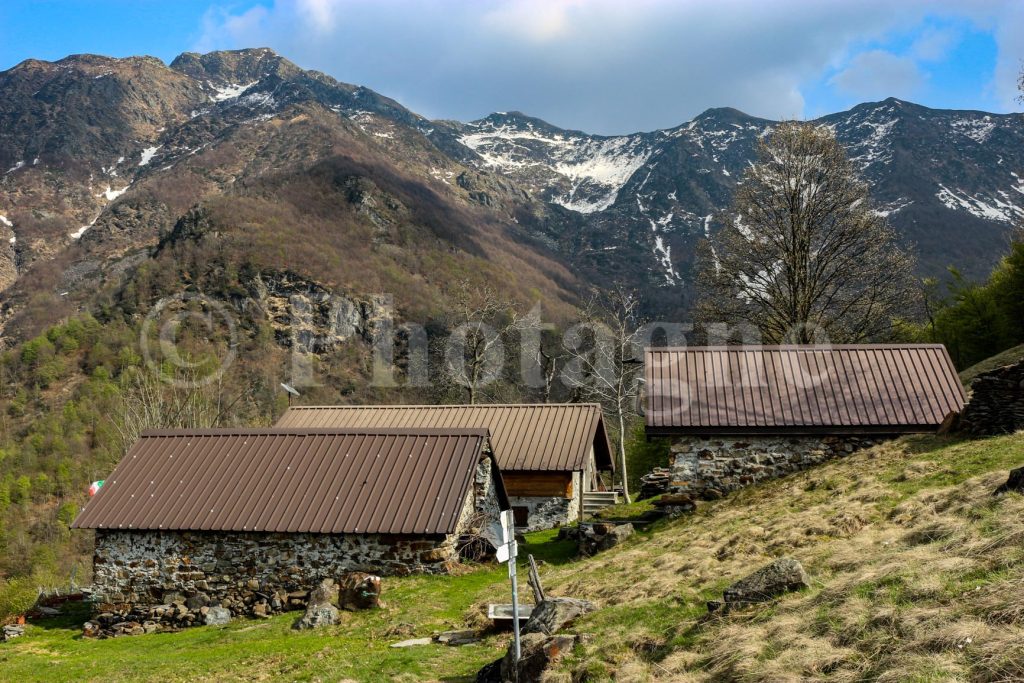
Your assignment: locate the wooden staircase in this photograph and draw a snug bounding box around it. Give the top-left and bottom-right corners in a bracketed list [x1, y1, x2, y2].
[582, 490, 620, 515]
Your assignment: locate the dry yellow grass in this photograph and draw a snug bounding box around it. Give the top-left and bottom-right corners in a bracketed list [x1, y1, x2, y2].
[537, 433, 1024, 682]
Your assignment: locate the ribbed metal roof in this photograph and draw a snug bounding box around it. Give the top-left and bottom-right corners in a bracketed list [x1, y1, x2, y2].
[645, 345, 966, 435]
[275, 404, 614, 472]
[72, 428, 504, 535]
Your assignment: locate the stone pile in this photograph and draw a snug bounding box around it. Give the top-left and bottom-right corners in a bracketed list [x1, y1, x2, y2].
[558, 523, 634, 556]
[1, 624, 25, 642]
[959, 360, 1024, 435]
[652, 493, 697, 518]
[638, 467, 672, 500]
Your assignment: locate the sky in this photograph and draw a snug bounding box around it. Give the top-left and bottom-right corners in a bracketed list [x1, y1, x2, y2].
[0, 0, 1021, 134]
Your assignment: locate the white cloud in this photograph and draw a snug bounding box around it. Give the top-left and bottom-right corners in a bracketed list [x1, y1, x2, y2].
[911, 26, 962, 61]
[830, 50, 924, 100]
[193, 0, 1023, 133]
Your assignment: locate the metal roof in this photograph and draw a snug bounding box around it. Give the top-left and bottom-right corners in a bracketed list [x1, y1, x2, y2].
[72, 428, 507, 535]
[275, 403, 614, 473]
[645, 345, 966, 435]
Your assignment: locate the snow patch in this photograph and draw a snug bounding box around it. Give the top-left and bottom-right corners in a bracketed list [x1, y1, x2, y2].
[5, 161, 25, 174]
[0, 215, 12, 228]
[950, 115, 996, 144]
[211, 81, 259, 101]
[936, 184, 1023, 223]
[138, 146, 161, 166]
[99, 185, 128, 201]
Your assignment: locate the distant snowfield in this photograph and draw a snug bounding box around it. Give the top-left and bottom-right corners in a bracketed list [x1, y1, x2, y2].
[459, 120, 652, 214]
[211, 81, 258, 102]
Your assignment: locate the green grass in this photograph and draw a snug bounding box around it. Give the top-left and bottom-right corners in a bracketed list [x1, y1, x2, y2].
[0, 530, 572, 683]
[4, 434, 1024, 682]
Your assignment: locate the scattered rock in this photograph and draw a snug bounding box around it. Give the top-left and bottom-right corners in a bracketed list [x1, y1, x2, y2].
[434, 629, 480, 646]
[994, 466, 1024, 495]
[338, 572, 381, 611]
[522, 597, 595, 636]
[714, 557, 809, 611]
[82, 621, 101, 638]
[391, 637, 433, 648]
[204, 606, 232, 626]
[34, 606, 61, 617]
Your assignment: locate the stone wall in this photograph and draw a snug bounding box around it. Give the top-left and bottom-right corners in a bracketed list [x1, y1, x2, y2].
[512, 491, 579, 532]
[959, 360, 1024, 435]
[88, 456, 503, 631]
[669, 435, 875, 498]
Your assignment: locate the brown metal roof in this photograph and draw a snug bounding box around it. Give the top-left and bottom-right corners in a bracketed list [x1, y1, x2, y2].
[72, 428, 508, 535]
[275, 404, 614, 473]
[645, 345, 966, 435]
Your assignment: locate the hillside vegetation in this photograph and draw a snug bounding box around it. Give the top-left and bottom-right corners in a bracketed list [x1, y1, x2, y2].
[2, 431, 1022, 682]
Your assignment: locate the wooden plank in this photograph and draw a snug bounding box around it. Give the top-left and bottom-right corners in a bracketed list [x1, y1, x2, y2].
[527, 554, 546, 605]
[502, 472, 573, 498]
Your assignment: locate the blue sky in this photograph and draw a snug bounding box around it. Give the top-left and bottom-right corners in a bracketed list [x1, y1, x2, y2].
[1, 1, 1021, 134]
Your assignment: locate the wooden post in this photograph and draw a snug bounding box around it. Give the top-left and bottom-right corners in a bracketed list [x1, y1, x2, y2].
[527, 554, 545, 605]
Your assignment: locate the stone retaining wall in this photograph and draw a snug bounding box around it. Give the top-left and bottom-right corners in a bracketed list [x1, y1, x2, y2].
[669, 435, 876, 498]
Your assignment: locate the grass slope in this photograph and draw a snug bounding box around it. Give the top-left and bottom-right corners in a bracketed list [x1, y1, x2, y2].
[959, 343, 1024, 386]
[3, 434, 1023, 682]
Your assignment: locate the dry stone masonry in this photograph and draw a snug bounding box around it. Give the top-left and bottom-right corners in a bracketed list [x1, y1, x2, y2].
[668, 435, 875, 498]
[959, 359, 1024, 435]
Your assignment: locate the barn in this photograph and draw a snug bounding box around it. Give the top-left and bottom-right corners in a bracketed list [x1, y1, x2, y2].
[72, 427, 508, 621]
[644, 344, 966, 498]
[276, 404, 616, 531]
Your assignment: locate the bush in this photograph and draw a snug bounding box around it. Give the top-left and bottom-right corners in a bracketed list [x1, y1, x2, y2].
[0, 576, 39, 621]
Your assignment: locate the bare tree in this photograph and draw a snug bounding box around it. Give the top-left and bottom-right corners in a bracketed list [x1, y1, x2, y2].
[438, 281, 535, 404]
[696, 121, 917, 344]
[561, 288, 644, 503]
[112, 366, 231, 455]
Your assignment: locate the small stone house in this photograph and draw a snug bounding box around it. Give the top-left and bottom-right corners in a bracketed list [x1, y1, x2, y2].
[72, 427, 509, 619]
[276, 404, 615, 531]
[644, 345, 966, 498]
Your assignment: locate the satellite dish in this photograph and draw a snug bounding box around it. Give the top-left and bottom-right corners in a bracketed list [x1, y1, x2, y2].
[280, 383, 300, 397]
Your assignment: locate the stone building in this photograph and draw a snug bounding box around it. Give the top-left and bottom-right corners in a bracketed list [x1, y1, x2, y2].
[276, 404, 615, 531]
[644, 345, 966, 498]
[72, 427, 508, 623]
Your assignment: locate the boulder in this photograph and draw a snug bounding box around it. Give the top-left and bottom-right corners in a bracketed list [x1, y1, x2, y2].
[204, 606, 232, 626]
[338, 572, 381, 611]
[994, 466, 1024, 495]
[486, 633, 578, 682]
[294, 579, 340, 630]
[294, 602, 340, 630]
[719, 557, 809, 608]
[522, 597, 595, 636]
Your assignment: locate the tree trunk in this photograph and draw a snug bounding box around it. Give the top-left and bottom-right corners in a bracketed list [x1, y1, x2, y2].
[617, 410, 630, 504]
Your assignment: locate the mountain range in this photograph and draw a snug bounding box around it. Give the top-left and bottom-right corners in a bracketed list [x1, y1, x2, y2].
[1, 47, 1022, 338]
